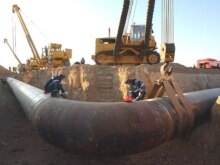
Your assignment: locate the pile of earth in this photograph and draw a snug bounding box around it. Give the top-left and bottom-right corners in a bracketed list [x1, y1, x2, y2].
[1, 64, 220, 165]
[14, 63, 220, 102]
[0, 65, 13, 77]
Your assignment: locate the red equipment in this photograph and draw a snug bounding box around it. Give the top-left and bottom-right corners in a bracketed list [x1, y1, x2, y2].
[123, 95, 133, 102]
[196, 58, 219, 69]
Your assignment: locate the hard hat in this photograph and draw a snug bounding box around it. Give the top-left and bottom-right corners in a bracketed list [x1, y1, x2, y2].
[123, 95, 132, 102]
[125, 78, 134, 84]
[59, 73, 66, 79]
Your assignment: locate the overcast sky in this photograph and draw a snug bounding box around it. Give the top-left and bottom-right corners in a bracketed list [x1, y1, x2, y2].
[0, 0, 220, 69]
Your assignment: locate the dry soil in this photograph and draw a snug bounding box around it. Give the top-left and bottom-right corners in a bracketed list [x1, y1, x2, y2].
[1, 65, 220, 165]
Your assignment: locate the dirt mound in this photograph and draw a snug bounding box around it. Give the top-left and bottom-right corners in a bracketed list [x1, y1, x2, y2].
[0, 65, 13, 77]
[14, 63, 220, 102]
[147, 62, 220, 74]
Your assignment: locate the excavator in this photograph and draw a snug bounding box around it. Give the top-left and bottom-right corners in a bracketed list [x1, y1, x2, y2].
[12, 4, 72, 70]
[92, 0, 175, 65]
[4, 38, 26, 72]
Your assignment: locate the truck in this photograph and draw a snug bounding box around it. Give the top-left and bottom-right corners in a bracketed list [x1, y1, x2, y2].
[196, 58, 219, 69]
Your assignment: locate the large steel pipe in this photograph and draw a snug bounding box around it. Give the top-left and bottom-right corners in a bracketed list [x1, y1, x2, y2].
[7, 77, 220, 156]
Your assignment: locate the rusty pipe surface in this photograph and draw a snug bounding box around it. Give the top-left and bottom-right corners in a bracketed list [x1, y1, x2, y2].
[7, 77, 220, 156]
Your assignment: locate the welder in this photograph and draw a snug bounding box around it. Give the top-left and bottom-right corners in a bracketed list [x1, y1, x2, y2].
[125, 78, 146, 101]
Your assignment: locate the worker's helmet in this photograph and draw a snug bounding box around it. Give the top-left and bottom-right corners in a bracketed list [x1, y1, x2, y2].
[59, 73, 66, 79]
[125, 78, 133, 84]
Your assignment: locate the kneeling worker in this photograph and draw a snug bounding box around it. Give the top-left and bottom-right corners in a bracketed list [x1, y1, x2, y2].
[125, 78, 146, 101]
[44, 73, 67, 97]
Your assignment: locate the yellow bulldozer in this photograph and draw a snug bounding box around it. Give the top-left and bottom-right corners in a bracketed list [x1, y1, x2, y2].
[92, 0, 175, 65]
[92, 28, 158, 65]
[42, 43, 72, 67]
[25, 57, 40, 70]
[92, 0, 160, 65]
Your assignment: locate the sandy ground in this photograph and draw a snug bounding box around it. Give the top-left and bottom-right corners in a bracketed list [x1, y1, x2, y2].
[1, 64, 220, 165]
[0, 84, 220, 165]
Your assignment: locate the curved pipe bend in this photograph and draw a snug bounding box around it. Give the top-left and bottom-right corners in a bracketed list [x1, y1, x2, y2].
[7, 77, 220, 156]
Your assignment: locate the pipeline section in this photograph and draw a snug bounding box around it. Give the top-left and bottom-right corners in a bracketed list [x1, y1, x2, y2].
[7, 77, 220, 156]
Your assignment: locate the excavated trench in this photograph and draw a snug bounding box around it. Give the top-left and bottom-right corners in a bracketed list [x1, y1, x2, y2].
[14, 63, 220, 102]
[1, 64, 220, 163]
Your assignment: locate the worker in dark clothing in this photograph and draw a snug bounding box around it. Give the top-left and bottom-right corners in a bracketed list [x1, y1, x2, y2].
[44, 74, 66, 97]
[80, 57, 85, 64]
[45, 45, 48, 56]
[125, 78, 146, 101]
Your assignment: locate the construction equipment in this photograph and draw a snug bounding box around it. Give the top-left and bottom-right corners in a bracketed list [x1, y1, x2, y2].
[147, 0, 192, 134]
[12, 4, 72, 69]
[12, 4, 44, 70]
[148, 0, 176, 97]
[147, 63, 194, 133]
[4, 38, 26, 72]
[195, 58, 219, 69]
[25, 57, 40, 70]
[160, 0, 175, 63]
[42, 43, 72, 67]
[92, 0, 175, 65]
[92, 0, 160, 65]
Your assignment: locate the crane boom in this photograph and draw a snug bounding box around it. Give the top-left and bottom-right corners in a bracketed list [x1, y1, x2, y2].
[113, 0, 156, 58]
[4, 38, 26, 72]
[12, 4, 42, 67]
[4, 38, 22, 65]
[113, 0, 130, 57]
[142, 0, 156, 56]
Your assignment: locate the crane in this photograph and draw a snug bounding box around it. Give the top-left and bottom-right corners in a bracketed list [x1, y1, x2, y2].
[12, 4, 72, 69]
[12, 4, 44, 69]
[4, 38, 26, 72]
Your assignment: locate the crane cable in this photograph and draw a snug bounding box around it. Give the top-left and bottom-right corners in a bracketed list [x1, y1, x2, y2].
[124, 0, 133, 34]
[20, 10, 50, 43]
[130, 0, 137, 27]
[12, 14, 17, 54]
[161, 0, 174, 43]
